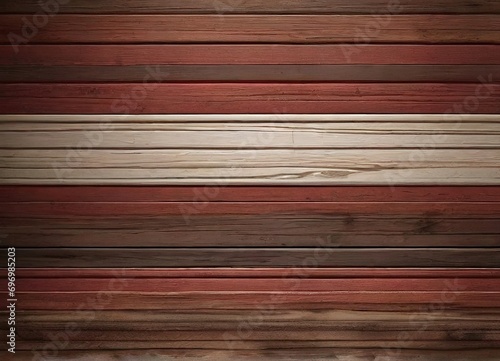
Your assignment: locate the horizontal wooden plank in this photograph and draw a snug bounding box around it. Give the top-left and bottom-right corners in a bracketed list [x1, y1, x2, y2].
[3, 168, 498, 185]
[9, 291, 500, 310]
[2, 122, 499, 149]
[2, 65, 500, 82]
[2, 0, 499, 14]
[14, 268, 500, 279]
[1, 186, 499, 203]
[17, 329, 500, 342]
[2, 202, 499, 217]
[16, 340, 500, 351]
[2, 148, 499, 185]
[1, 45, 499, 65]
[15, 278, 500, 292]
[2, 114, 498, 122]
[1, 83, 498, 114]
[3, 215, 500, 247]
[7, 349, 500, 361]
[8, 248, 500, 267]
[1, 15, 499, 44]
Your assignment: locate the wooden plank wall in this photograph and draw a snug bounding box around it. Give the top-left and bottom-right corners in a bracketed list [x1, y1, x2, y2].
[0, 1, 499, 360]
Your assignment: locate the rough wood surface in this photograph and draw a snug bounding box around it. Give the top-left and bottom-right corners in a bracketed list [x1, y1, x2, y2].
[1, 15, 499, 44]
[2, 65, 499, 82]
[1, 45, 499, 65]
[2, 0, 499, 14]
[8, 248, 500, 267]
[1, 84, 498, 114]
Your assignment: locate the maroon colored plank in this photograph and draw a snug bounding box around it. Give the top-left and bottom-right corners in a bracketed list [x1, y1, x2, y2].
[1, 202, 499, 217]
[1, 45, 499, 65]
[1, 83, 498, 114]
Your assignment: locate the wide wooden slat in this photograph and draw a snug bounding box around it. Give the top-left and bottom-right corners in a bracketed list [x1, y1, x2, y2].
[14, 268, 500, 279]
[2, 0, 499, 14]
[2, 149, 498, 185]
[1, 84, 498, 114]
[2, 186, 498, 203]
[1, 15, 499, 44]
[4, 216, 499, 247]
[2, 202, 499, 217]
[9, 291, 500, 310]
[2, 65, 500, 82]
[9, 248, 500, 267]
[7, 349, 500, 361]
[2, 122, 499, 148]
[15, 277, 500, 292]
[1, 45, 499, 65]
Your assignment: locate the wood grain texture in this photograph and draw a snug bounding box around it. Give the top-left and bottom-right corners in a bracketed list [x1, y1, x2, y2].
[14, 268, 500, 278]
[2, 186, 498, 202]
[2, 202, 499, 217]
[2, 45, 499, 65]
[4, 215, 499, 247]
[1, 15, 499, 44]
[8, 291, 500, 310]
[8, 248, 500, 267]
[5, 349, 500, 361]
[2, 149, 499, 185]
[1, 84, 498, 114]
[2, 65, 499, 82]
[3, 122, 499, 148]
[14, 277, 500, 292]
[2, 0, 499, 14]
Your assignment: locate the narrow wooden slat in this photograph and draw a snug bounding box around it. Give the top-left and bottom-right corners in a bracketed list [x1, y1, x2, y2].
[2, 122, 499, 148]
[14, 268, 500, 279]
[17, 340, 500, 350]
[2, 0, 499, 14]
[1, 65, 499, 82]
[3, 215, 500, 247]
[7, 349, 500, 361]
[1, 186, 499, 203]
[10, 291, 500, 310]
[2, 114, 497, 122]
[1, 45, 499, 65]
[9, 248, 500, 267]
[16, 278, 500, 292]
[2, 202, 499, 217]
[17, 329, 500, 342]
[1, 15, 499, 44]
[1, 83, 498, 114]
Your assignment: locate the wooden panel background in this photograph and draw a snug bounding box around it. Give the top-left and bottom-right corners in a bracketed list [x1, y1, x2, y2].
[0, 0, 499, 360]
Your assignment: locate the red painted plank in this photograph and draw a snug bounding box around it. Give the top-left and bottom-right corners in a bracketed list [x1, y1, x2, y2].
[1, 83, 498, 114]
[1, 186, 499, 203]
[1, 202, 499, 217]
[2, 45, 499, 65]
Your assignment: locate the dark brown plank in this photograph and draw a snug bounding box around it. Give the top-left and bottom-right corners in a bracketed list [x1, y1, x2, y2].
[9, 291, 500, 310]
[10, 248, 500, 267]
[14, 268, 500, 279]
[2, 45, 499, 65]
[1, 15, 499, 44]
[1, 65, 499, 82]
[1, 83, 498, 114]
[1, 0, 499, 14]
[3, 215, 500, 247]
[15, 277, 500, 292]
[7, 349, 500, 361]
